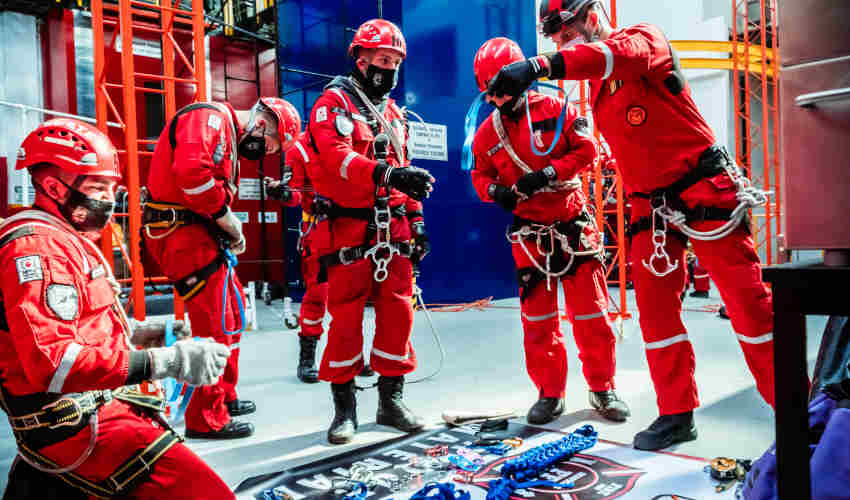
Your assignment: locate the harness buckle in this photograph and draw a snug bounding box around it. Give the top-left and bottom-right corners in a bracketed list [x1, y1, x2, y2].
[42, 397, 83, 429]
[338, 247, 357, 266]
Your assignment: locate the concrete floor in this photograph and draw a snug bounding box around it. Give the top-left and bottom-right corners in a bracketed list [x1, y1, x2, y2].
[0, 285, 828, 496]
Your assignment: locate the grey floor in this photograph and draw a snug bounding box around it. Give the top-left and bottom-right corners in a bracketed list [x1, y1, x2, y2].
[0, 285, 828, 496]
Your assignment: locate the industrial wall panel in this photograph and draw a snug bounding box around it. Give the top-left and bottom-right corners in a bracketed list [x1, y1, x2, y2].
[277, 0, 536, 302]
[779, 0, 850, 67]
[780, 58, 850, 249]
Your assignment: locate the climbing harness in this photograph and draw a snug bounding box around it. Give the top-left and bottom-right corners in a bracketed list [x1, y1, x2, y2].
[507, 214, 604, 291]
[639, 145, 770, 277]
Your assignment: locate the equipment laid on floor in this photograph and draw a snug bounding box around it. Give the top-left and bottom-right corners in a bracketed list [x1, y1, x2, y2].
[236, 422, 735, 500]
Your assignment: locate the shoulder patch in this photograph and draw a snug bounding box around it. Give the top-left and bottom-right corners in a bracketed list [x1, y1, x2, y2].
[315, 106, 328, 123]
[15, 255, 43, 284]
[46, 284, 79, 321]
[207, 114, 222, 130]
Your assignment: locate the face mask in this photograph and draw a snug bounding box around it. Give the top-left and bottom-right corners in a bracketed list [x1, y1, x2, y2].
[238, 133, 266, 161]
[57, 179, 115, 232]
[497, 94, 526, 120]
[365, 64, 399, 97]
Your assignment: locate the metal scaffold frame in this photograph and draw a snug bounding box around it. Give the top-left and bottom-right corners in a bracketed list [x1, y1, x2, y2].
[731, 0, 781, 265]
[90, 0, 208, 320]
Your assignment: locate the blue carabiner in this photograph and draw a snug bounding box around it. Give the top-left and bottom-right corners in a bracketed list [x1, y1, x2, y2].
[222, 248, 246, 336]
[526, 82, 570, 156]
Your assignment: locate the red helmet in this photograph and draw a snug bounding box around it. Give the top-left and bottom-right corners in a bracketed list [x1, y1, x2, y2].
[348, 19, 406, 59]
[16, 118, 121, 179]
[539, 0, 598, 36]
[473, 37, 525, 92]
[259, 97, 301, 152]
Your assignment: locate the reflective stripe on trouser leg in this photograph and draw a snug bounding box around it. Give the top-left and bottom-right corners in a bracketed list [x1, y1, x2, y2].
[631, 229, 699, 415]
[299, 253, 328, 337]
[519, 276, 567, 399]
[319, 259, 371, 384]
[371, 256, 417, 377]
[183, 264, 240, 432]
[689, 222, 776, 408]
[561, 259, 617, 392]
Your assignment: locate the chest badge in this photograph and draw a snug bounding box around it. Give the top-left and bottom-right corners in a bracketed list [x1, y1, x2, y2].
[610, 80, 624, 95]
[626, 105, 647, 126]
[335, 114, 354, 136]
[46, 284, 79, 321]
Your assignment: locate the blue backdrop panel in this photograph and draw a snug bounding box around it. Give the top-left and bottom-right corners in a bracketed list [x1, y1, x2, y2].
[277, 0, 536, 302]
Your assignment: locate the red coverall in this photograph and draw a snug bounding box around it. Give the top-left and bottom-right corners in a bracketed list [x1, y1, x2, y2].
[0, 210, 233, 499]
[144, 102, 247, 432]
[281, 133, 328, 337]
[471, 92, 617, 398]
[553, 24, 774, 414]
[307, 78, 423, 384]
[690, 260, 710, 293]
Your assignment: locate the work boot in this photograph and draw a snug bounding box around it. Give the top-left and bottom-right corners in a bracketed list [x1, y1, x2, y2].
[358, 364, 375, 377]
[718, 306, 730, 320]
[297, 336, 319, 384]
[328, 380, 357, 444]
[589, 390, 631, 422]
[527, 395, 565, 425]
[690, 290, 710, 298]
[633, 411, 697, 451]
[185, 420, 254, 440]
[376, 376, 425, 433]
[225, 399, 256, 416]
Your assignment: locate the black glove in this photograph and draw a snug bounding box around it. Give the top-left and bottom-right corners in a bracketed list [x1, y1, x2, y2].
[489, 184, 519, 212]
[410, 221, 430, 264]
[373, 161, 435, 201]
[487, 56, 549, 99]
[265, 182, 292, 202]
[514, 167, 556, 198]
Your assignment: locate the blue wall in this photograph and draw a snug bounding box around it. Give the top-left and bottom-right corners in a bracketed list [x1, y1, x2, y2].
[277, 0, 536, 302]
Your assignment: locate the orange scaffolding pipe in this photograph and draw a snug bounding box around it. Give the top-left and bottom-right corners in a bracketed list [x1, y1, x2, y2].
[91, 0, 208, 320]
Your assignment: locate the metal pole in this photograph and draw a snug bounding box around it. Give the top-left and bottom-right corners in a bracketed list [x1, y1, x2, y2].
[758, 0, 772, 265]
[118, 0, 146, 320]
[0, 101, 122, 129]
[205, 13, 275, 45]
[377, 0, 383, 18]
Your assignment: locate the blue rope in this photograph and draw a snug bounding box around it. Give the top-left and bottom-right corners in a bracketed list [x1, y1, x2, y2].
[221, 248, 246, 335]
[341, 481, 368, 500]
[485, 425, 597, 500]
[461, 91, 488, 172]
[461, 82, 571, 174]
[525, 82, 570, 157]
[409, 482, 470, 500]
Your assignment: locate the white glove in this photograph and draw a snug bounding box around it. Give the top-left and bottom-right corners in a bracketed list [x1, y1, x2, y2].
[215, 207, 247, 255]
[148, 338, 230, 386]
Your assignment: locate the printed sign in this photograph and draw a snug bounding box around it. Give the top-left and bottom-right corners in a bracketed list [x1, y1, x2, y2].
[409, 121, 448, 162]
[239, 178, 262, 200]
[233, 211, 249, 223]
[258, 211, 278, 223]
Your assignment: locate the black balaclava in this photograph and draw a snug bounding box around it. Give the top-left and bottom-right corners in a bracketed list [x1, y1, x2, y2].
[55, 178, 115, 232]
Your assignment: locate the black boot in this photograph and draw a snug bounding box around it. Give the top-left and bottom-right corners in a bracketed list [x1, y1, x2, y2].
[690, 290, 710, 298]
[376, 376, 425, 433]
[527, 395, 565, 425]
[328, 381, 357, 444]
[589, 390, 631, 422]
[297, 336, 319, 384]
[633, 411, 697, 451]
